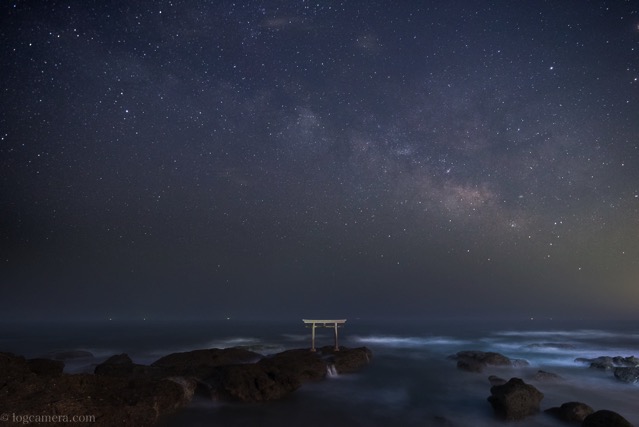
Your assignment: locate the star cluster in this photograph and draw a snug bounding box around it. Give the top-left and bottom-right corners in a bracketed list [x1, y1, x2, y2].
[1, 0, 638, 320]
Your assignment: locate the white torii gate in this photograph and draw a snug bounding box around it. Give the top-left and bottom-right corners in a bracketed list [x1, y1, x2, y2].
[302, 319, 346, 352]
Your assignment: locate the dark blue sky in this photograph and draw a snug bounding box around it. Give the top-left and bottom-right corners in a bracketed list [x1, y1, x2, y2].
[1, 0, 638, 320]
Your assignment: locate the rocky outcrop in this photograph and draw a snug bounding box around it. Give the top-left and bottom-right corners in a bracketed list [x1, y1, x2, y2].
[575, 356, 639, 371]
[0, 352, 191, 427]
[532, 370, 562, 382]
[487, 377, 543, 420]
[202, 346, 372, 402]
[449, 350, 529, 373]
[321, 346, 372, 373]
[582, 410, 634, 427]
[94, 353, 159, 377]
[151, 347, 262, 378]
[613, 367, 639, 384]
[206, 362, 301, 402]
[3, 346, 373, 424]
[545, 401, 594, 423]
[575, 355, 639, 384]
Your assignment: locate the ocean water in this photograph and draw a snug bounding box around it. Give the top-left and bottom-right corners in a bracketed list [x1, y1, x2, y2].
[2, 318, 639, 426]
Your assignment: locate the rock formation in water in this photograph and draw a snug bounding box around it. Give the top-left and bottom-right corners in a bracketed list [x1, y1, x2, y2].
[487, 377, 544, 421]
[448, 350, 529, 373]
[582, 409, 635, 427]
[1, 346, 372, 425]
[544, 401, 594, 423]
[575, 355, 639, 371]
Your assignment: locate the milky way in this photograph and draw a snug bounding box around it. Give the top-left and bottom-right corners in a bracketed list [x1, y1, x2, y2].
[1, 1, 638, 320]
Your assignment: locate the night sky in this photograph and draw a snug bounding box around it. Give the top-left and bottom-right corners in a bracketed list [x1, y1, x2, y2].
[1, 1, 638, 321]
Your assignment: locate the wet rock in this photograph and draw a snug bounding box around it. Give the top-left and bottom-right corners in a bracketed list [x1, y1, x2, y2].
[532, 370, 562, 381]
[152, 347, 261, 377]
[260, 348, 328, 382]
[545, 401, 594, 423]
[4, 345, 373, 415]
[575, 356, 639, 371]
[613, 367, 639, 384]
[487, 377, 543, 420]
[206, 362, 301, 402]
[449, 350, 529, 373]
[320, 346, 372, 374]
[202, 346, 372, 402]
[582, 409, 634, 427]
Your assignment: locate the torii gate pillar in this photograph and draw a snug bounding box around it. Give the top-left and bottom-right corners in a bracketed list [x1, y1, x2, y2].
[302, 319, 347, 352]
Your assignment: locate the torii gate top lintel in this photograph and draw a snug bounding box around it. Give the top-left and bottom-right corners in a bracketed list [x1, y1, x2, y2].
[302, 319, 347, 352]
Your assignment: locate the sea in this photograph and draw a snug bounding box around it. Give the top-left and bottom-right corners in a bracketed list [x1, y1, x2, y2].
[2, 317, 639, 426]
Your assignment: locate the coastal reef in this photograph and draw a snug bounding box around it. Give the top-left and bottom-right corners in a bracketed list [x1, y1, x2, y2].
[0, 346, 372, 426]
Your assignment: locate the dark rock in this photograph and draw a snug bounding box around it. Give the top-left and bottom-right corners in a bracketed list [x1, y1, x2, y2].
[582, 409, 634, 427]
[206, 348, 326, 402]
[0, 352, 34, 383]
[450, 350, 529, 373]
[614, 367, 639, 384]
[94, 353, 163, 377]
[575, 356, 639, 371]
[545, 401, 594, 422]
[320, 346, 372, 374]
[260, 348, 328, 382]
[488, 375, 507, 386]
[4, 345, 373, 415]
[487, 377, 544, 420]
[202, 346, 372, 402]
[532, 370, 563, 381]
[152, 347, 261, 377]
[102, 353, 133, 365]
[206, 362, 301, 402]
[1, 353, 191, 427]
[27, 358, 65, 376]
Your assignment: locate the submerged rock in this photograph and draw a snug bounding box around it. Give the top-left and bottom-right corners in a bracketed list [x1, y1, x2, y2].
[575, 356, 639, 371]
[487, 377, 543, 421]
[545, 401, 594, 423]
[449, 350, 529, 373]
[582, 409, 634, 427]
[532, 369, 563, 382]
